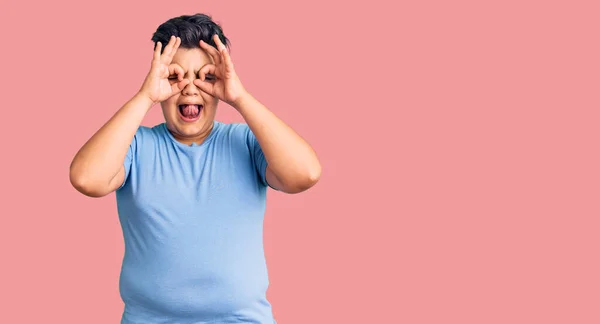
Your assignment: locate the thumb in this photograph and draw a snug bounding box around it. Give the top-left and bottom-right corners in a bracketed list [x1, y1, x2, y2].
[168, 64, 184, 81]
[193, 78, 214, 95]
[171, 79, 190, 94]
[199, 64, 217, 81]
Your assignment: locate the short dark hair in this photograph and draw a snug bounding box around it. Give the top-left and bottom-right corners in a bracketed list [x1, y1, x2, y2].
[151, 13, 230, 53]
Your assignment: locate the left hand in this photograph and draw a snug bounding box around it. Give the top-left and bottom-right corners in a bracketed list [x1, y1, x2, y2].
[194, 34, 247, 108]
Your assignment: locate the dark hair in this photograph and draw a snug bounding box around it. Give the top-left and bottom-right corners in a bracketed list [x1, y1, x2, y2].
[151, 13, 230, 53]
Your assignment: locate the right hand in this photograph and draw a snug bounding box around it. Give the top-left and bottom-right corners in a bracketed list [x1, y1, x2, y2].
[138, 36, 189, 104]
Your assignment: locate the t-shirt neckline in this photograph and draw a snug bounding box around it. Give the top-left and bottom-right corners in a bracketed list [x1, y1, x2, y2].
[161, 121, 221, 150]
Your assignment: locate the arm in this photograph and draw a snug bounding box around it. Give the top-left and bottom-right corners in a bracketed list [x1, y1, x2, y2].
[70, 36, 189, 197]
[235, 93, 321, 193]
[195, 35, 321, 194]
[69, 94, 152, 197]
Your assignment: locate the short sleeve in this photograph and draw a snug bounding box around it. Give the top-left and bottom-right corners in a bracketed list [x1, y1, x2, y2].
[244, 125, 272, 189]
[117, 127, 141, 190]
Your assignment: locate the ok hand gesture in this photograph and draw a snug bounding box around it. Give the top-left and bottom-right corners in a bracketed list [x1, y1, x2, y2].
[194, 34, 248, 108]
[139, 36, 190, 104]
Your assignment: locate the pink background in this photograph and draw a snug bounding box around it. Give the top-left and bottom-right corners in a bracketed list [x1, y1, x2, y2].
[1, 0, 599, 323]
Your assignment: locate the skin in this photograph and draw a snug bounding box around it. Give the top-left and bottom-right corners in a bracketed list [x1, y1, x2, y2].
[70, 35, 321, 196]
[157, 44, 218, 146]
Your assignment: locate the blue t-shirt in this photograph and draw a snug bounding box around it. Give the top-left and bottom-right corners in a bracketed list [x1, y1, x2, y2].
[115, 121, 277, 324]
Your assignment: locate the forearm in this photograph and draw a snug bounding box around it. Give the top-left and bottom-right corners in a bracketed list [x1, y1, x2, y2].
[234, 93, 321, 190]
[70, 93, 153, 192]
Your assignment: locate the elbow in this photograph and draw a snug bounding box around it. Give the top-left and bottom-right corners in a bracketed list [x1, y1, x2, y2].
[284, 164, 322, 194]
[69, 167, 109, 198]
[305, 165, 322, 188]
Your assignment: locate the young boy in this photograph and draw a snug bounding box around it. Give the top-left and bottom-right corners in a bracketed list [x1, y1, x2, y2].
[69, 13, 321, 324]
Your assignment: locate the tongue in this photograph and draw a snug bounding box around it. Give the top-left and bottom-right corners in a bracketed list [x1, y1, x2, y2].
[182, 105, 199, 117]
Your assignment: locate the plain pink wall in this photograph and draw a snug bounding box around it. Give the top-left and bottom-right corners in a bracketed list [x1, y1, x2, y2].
[1, 0, 598, 323]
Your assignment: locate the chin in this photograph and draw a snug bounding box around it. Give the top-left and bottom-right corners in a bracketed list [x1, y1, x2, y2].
[171, 118, 206, 134]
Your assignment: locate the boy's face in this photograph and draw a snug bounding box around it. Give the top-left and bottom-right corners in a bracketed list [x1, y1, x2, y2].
[160, 47, 218, 145]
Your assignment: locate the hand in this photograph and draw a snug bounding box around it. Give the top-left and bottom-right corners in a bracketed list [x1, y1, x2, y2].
[194, 34, 248, 108]
[138, 36, 190, 105]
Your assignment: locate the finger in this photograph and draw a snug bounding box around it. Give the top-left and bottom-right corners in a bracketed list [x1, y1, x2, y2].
[199, 40, 221, 65]
[163, 36, 175, 55]
[168, 36, 180, 61]
[213, 34, 226, 51]
[193, 78, 214, 95]
[220, 45, 234, 72]
[172, 79, 190, 94]
[199, 64, 217, 81]
[168, 63, 184, 81]
[161, 36, 177, 63]
[169, 37, 181, 61]
[212, 35, 233, 72]
[153, 42, 162, 61]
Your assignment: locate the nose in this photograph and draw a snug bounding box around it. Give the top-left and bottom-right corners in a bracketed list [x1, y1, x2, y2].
[182, 78, 200, 96]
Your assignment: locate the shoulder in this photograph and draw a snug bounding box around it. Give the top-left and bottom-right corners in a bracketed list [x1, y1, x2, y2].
[213, 121, 255, 146]
[136, 123, 174, 143]
[129, 124, 158, 147]
[215, 121, 251, 137]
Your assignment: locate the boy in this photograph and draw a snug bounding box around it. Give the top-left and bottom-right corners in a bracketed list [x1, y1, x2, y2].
[69, 13, 321, 324]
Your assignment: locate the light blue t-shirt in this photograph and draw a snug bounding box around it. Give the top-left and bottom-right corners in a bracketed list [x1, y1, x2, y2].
[115, 121, 276, 324]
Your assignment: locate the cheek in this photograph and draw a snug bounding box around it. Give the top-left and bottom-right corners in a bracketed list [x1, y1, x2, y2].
[161, 97, 179, 110]
[200, 92, 218, 106]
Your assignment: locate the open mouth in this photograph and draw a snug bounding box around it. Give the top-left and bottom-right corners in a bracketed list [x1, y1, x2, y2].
[178, 104, 203, 121]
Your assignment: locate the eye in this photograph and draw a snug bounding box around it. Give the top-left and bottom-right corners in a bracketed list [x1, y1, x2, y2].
[168, 75, 179, 80]
[205, 74, 216, 81]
